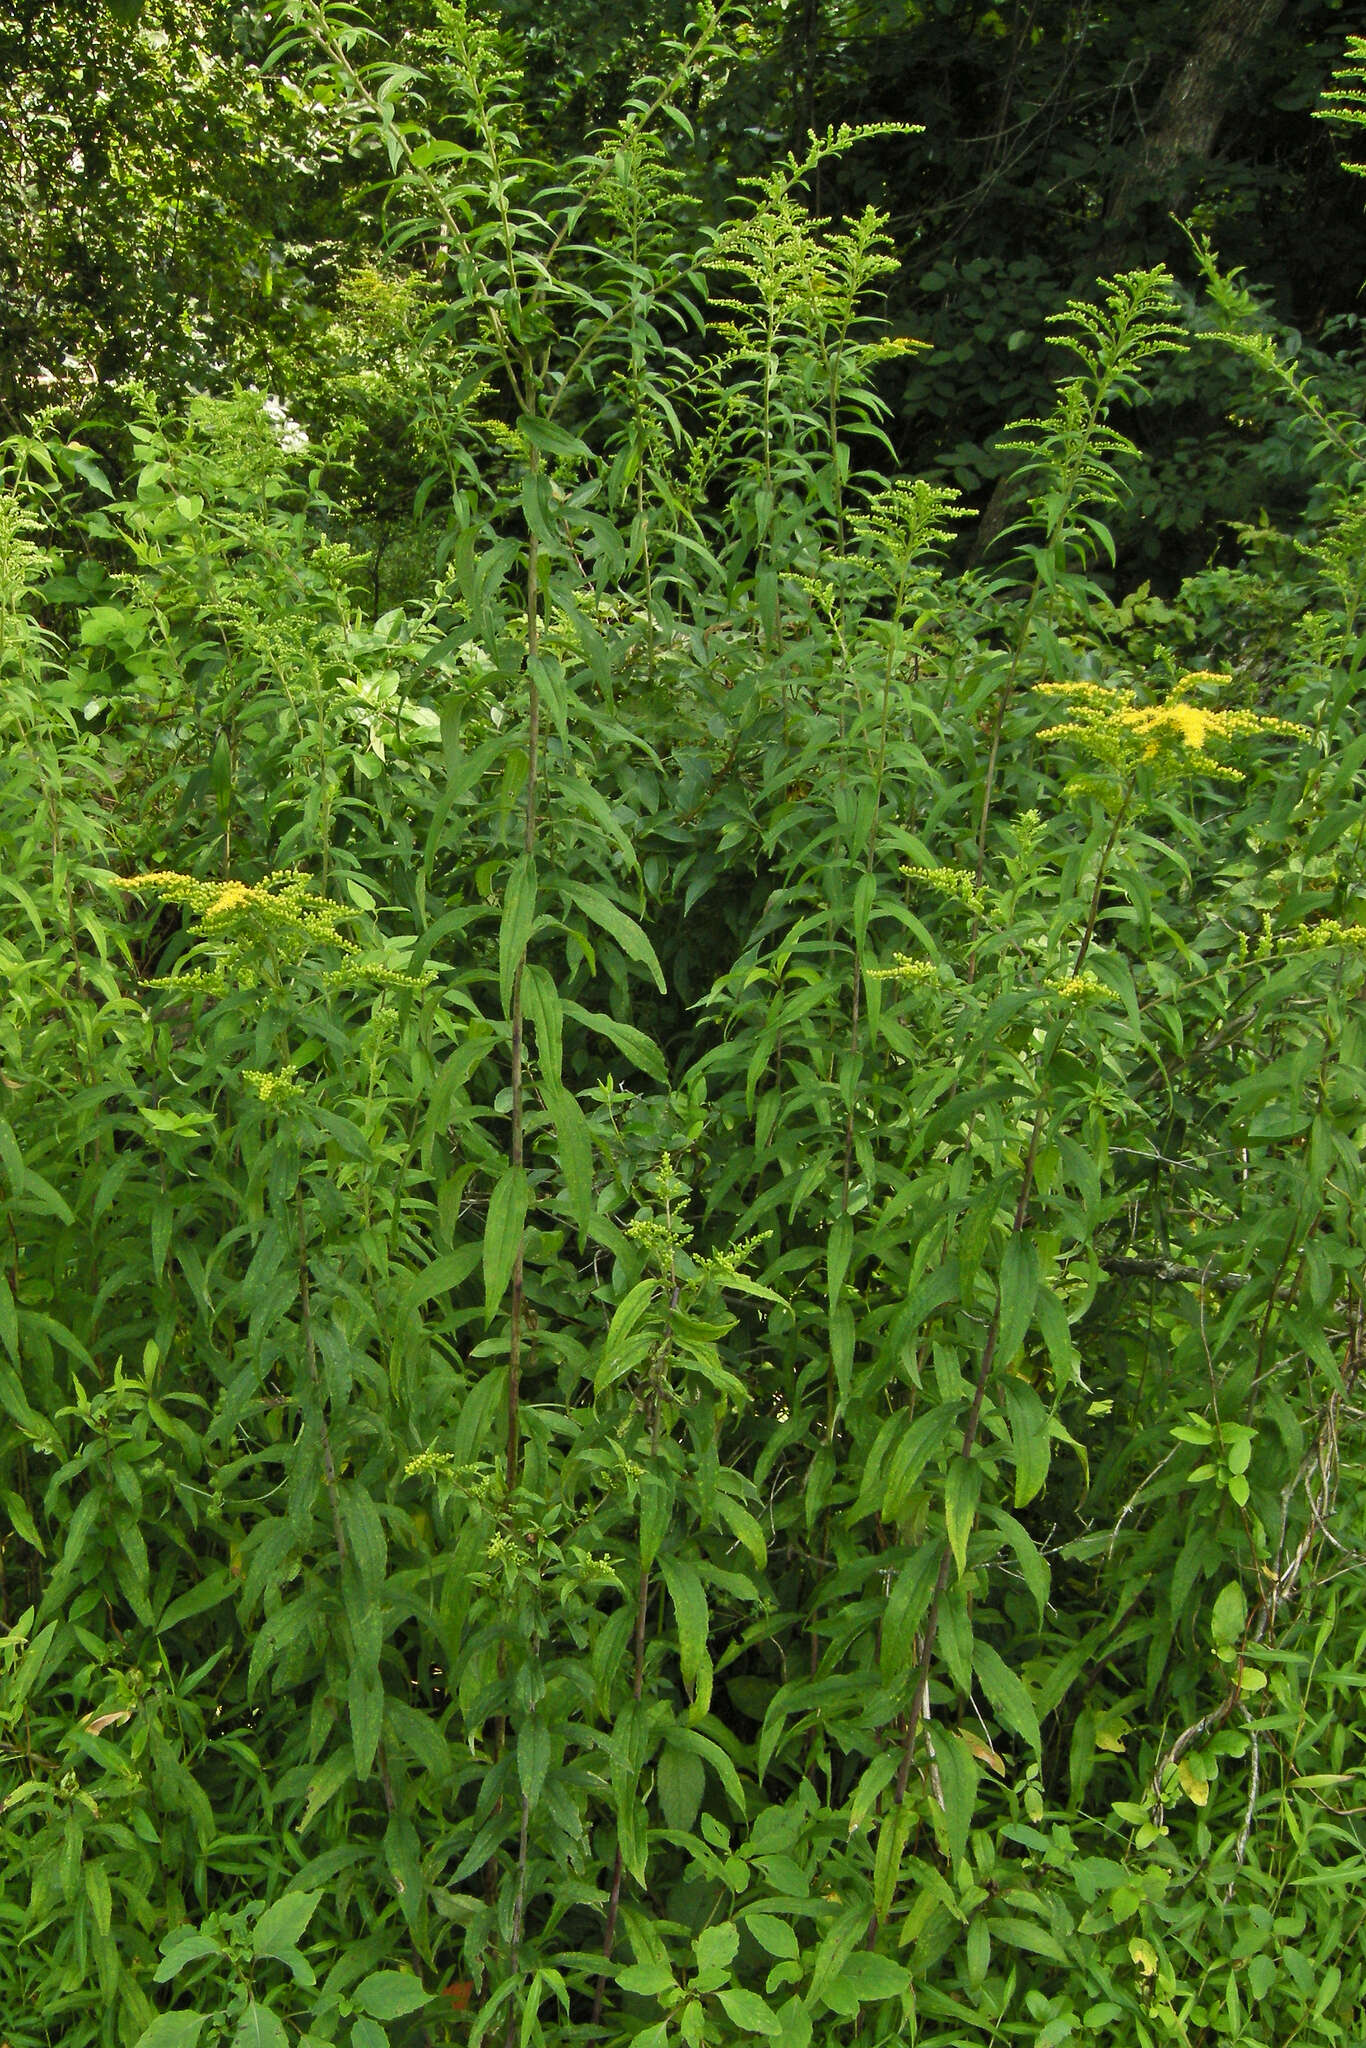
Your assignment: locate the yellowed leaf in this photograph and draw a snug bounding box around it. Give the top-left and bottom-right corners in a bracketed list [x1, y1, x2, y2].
[961, 1730, 1006, 1776]
[82, 1707, 133, 1737]
[1094, 1712, 1129, 1754]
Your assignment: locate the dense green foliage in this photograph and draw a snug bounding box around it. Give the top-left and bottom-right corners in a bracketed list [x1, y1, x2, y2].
[9, 0, 1366, 587]
[4, 9, 1366, 2048]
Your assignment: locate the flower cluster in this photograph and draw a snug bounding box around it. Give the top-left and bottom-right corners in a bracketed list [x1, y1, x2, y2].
[1253, 915, 1366, 961]
[846, 478, 967, 573]
[868, 953, 941, 987]
[109, 868, 434, 995]
[403, 1448, 460, 1481]
[242, 1065, 306, 1106]
[900, 864, 988, 915]
[696, 1231, 771, 1288]
[260, 394, 309, 457]
[1046, 970, 1115, 1005]
[1035, 673, 1307, 793]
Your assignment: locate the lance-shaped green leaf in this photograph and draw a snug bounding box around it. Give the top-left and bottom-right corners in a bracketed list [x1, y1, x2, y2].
[483, 1165, 528, 1321]
[944, 1454, 981, 1578]
[973, 1640, 1041, 1753]
[498, 853, 537, 1016]
[996, 1232, 1039, 1367]
[559, 881, 665, 990]
[543, 1079, 593, 1237]
[660, 1554, 712, 1716]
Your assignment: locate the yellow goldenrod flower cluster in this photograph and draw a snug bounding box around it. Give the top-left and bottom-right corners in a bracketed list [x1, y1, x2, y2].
[1253, 915, 1366, 960]
[900, 864, 988, 915]
[112, 868, 360, 970]
[404, 1448, 460, 1480]
[1047, 970, 1115, 1005]
[867, 953, 940, 986]
[242, 1065, 306, 1106]
[109, 868, 433, 995]
[1034, 673, 1307, 790]
[1306, 919, 1366, 950]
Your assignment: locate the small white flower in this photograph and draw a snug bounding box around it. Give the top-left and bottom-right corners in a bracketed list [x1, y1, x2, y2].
[260, 394, 309, 455]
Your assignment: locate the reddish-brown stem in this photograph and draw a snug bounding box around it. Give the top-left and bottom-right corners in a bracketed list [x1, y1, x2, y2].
[506, 483, 542, 1496]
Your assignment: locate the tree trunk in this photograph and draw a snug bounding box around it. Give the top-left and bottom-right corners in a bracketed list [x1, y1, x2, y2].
[1107, 0, 1289, 223]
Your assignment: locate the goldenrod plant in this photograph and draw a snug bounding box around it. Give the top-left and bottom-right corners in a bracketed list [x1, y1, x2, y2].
[4, 14, 1366, 2048]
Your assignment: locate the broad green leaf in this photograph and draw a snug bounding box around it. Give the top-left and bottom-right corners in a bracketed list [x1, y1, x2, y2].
[352, 1972, 431, 2020]
[153, 1932, 222, 1982]
[6, 1617, 56, 1709]
[808, 1905, 867, 2010]
[529, 650, 569, 744]
[85, 1857, 112, 1937]
[231, 2005, 287, 2048]
[775, 1994, 813, 2048]
[0, 1274, 20, 1363]
[1211, 1579, 1247, 1648]
[985, 1505, 1050, 1620]
[713, 1490, 766, 1568]
[832, 1951, 912, 2006]
[596, 1278, 658, 1392]
[873, 1803, 915, 1924]
[826, 1213, 852, 1314]
[937, 1582, 974, 1697]
[667, 1726, 746, 1815]
[402, 1246, 482, 1314]
[299, 1750, 354, 1834]
[617, 1792, 648, 1885]
[517, 413, 594, 461]
[561, 999, 666, 1081]
[638, 1472, 673, 1571]
[252, 1891, 322, 1962]
[133, 2016, 207, 2048]
[989, 1915, 1070, 1964]
[410, 137, 468, 168]
[744, 1912, 799, 1960]
[716, 1988, 782, 2037]
[157, 1571, 234, 1633]
[880, 1539, 942, 1685]
[829, 1299, 855, 1405]
[2, 1486, 43, 1554]
[694, 1921, 739, 1976]
[852, 870, 877, 951]
[522, 962, 563, 1083]
[616, 1961, 675, 1997]
[342, 1556, 382, 1672]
